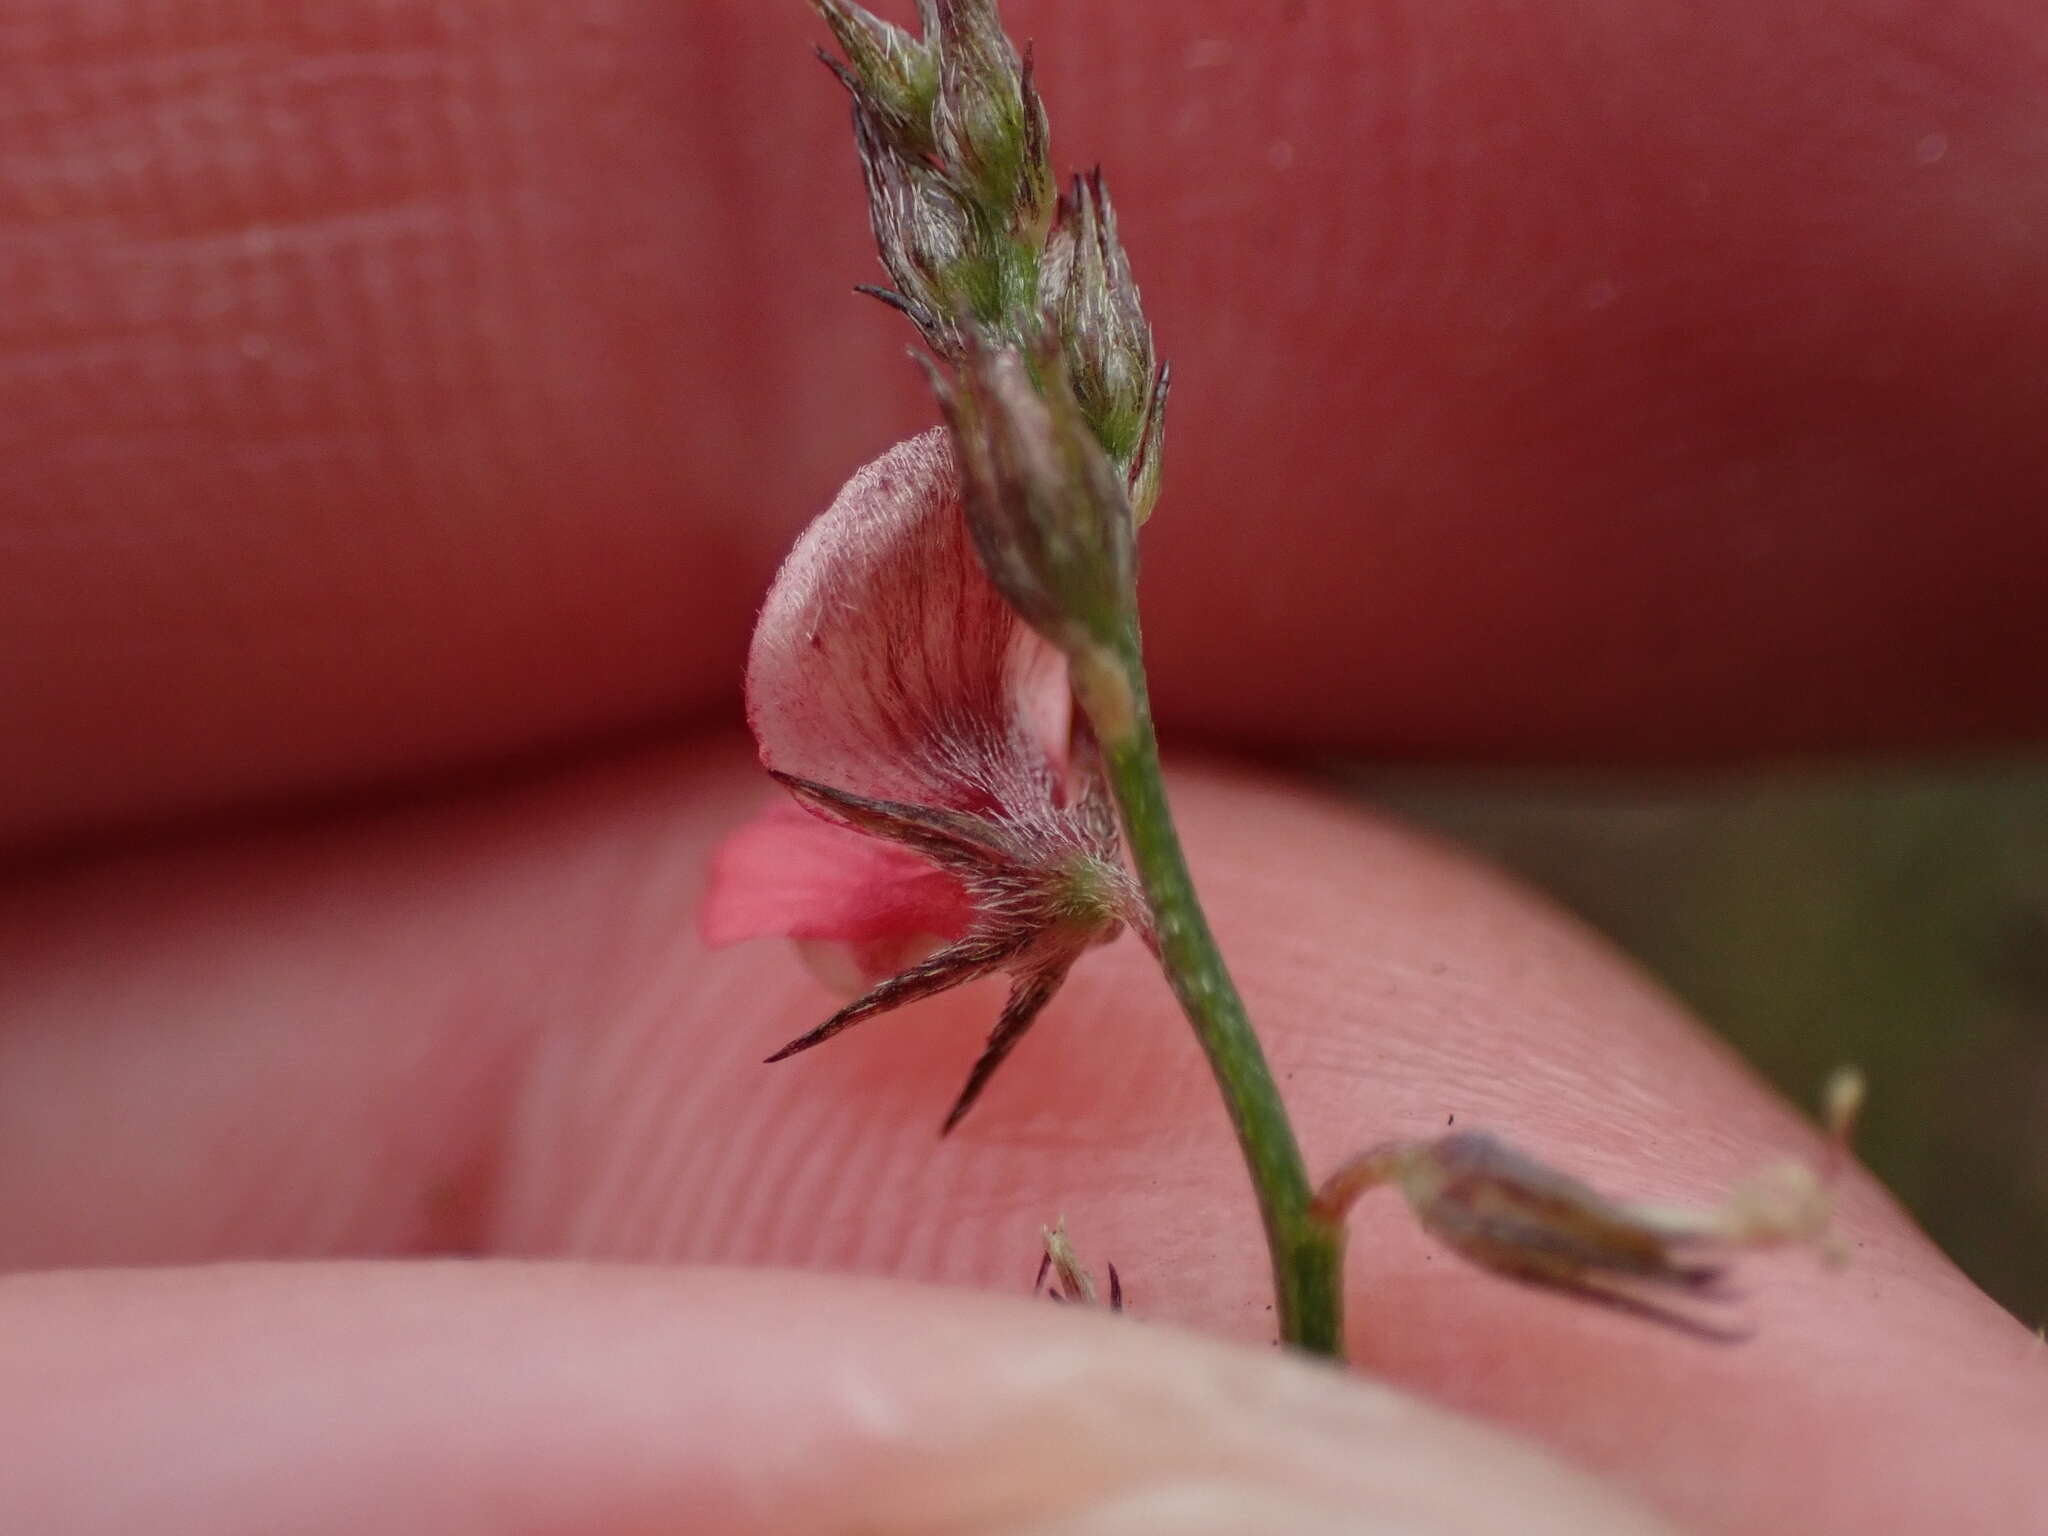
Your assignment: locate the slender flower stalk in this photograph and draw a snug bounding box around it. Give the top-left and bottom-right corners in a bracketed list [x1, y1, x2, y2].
[1079, 639, 1347, 1354]
[808, 0, 1347, 1354]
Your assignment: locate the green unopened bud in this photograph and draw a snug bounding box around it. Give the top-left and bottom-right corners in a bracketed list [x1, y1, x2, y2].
[932, 0, 1054, 237]
[808, 0, 940, 158]
[931, 325, 1136, 661]
[1042, 173, 1154, 462]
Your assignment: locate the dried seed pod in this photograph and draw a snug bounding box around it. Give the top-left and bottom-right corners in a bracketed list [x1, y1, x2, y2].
[1314, 1076, 1861, 1334]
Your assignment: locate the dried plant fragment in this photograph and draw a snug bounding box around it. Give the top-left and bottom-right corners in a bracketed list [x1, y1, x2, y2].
[1035, 1221, 1124, 1311]
[1315, 1073, 1863, 1337]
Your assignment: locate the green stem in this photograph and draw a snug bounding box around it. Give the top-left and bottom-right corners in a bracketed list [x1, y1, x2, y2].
[1077, 642, 1347, 1358]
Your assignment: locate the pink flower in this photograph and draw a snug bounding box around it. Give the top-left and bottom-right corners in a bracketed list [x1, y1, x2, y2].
[703, 429, 1145, 1133]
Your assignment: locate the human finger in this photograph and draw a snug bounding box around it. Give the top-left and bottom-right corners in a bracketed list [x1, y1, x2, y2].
[0, 739, 2040, 1529]
[4, 1, 2046, 847]
[0, 1261, 1671, 1534]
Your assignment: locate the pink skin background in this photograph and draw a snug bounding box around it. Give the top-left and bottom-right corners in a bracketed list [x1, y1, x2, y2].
[3, 2, 2046, 1532]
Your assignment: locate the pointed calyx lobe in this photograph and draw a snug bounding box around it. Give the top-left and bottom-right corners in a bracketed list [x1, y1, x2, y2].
[703, 431, 1144, 1133]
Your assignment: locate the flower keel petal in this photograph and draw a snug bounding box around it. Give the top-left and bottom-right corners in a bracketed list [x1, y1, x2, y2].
[700, 799, 976, 951]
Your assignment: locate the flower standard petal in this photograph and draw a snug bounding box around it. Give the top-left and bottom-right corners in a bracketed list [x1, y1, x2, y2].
[745, 427, 1073, 817]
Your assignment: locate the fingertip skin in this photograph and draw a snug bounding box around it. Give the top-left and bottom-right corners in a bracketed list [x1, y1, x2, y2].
[0, 1262, 1673, 1536]
[0, 740, 2043, 1529]
[3, 2, 2047, 843]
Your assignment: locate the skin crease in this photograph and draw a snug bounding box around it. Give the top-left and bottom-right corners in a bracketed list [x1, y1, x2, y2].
[1, 0, 2045, 1531]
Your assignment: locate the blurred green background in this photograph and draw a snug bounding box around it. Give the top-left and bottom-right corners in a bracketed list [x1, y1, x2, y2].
[1352, 762, 2048, 1328]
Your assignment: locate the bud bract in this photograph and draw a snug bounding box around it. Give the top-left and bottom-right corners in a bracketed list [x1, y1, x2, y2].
[1042, 173, 1156, 465]
[809, 0, 940, 158]
[934, 327, 1137, 662]
[932, 0, 1054, 236]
